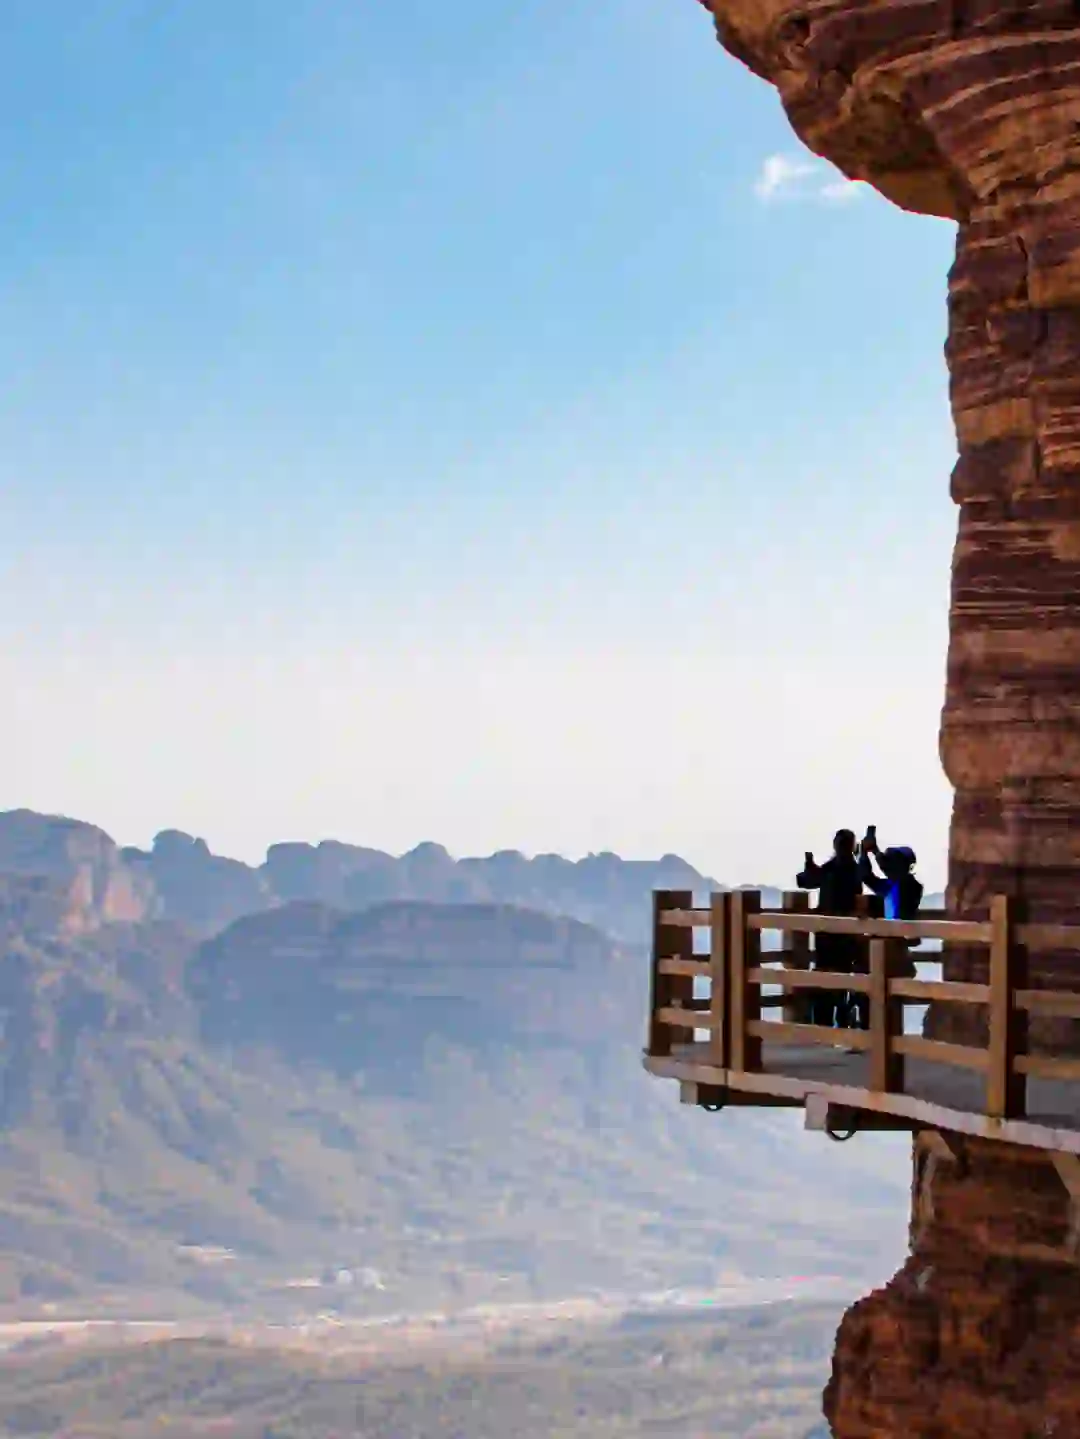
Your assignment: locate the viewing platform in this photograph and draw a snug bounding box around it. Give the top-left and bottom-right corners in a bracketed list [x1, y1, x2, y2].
[644, 889, 1080, 1159]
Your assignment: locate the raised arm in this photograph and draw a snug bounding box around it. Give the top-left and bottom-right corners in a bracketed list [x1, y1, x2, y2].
[858, 849, 889, 897]
[797, 855, 823, 890]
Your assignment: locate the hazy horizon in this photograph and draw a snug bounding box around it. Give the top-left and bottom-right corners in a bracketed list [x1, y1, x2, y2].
[4, 1, 957, 891]
[7, 799, 946, 895]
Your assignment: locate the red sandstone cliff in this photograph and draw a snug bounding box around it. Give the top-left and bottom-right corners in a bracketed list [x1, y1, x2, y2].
[825, 1135, 1080, 1436]
[687, 0, 1080, 1432]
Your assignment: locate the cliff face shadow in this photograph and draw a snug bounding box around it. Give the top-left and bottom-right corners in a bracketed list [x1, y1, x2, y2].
[822, 1135, 1080, 1437]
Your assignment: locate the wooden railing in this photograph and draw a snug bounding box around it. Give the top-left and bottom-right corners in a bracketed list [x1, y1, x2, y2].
[647, 889, 1080, 1123]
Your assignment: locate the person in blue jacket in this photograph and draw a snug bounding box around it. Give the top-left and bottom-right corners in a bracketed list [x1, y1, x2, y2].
[858, 831, 924, 923]
[852, 831, 923, 1028]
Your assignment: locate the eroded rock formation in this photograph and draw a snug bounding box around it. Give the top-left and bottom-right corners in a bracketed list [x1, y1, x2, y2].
[690, 0, 1080, 1431]
[0, 808, 156, 931]
[825, 1134, 1080, 1436]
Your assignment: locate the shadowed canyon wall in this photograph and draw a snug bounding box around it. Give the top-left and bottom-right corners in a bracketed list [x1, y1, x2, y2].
[690, 0, 1080, 1431]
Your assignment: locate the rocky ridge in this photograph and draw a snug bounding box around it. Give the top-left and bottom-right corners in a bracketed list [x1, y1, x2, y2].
[0, 808, 724, 942]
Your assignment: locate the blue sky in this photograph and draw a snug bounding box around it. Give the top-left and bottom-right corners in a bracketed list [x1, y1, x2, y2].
[1, 0, 959, 885]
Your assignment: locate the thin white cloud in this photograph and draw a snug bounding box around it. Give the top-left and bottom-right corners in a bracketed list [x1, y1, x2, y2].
[754, 153, 818, 200]
[754, 152, 864, 205]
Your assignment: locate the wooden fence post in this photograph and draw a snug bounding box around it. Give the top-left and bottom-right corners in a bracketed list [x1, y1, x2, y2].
[887, 938, 908, 1091]
[648, 890, 693, 1058]
[730, 889, 762, 1073]
[870, 938, 904, 1093]
[781, 890, 810, 1024]
[987, 894, 1026, 1119]
[709, 891, 729, 1068]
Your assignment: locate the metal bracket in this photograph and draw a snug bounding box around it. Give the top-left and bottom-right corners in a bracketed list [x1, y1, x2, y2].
[805, 1092, 918, 1139]
[805, 1094, 857, 1140]
[680, 1081, 726, 1112]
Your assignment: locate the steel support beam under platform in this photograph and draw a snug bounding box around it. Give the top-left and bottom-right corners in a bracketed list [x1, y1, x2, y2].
[677, 1080, 916, 1133]
[645, 1047, 1080, 1156]
[678, 1081, 799, 1110]
[803, 1092, 918, 1137]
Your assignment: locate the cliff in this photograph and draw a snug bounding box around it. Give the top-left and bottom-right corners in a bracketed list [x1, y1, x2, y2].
[825, 1136, 1080, 1436]
[686, 0, 1080, 1432]
[0, 810, 156, 932]
[121, 829, 274, 934]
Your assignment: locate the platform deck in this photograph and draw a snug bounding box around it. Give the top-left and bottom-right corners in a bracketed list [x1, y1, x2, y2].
[645, 1038, 1080, 1153]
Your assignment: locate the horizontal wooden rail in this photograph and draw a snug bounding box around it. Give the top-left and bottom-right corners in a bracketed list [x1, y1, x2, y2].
[1015, 990, 1080, 1019]
[662, 909, 982, 942]
[660, 907, 1080, 952]
[1016, 1054, 1080, 1082]
[660, 906, 974, 940]
[655, 1006, 720, 1030]
[746, 1019, 872, 1051]
[893, 1034, 989, 1072]
[747, 912, 990, 944]
[657, 957, 710, 979]
[1018, 924, 1080, 951]
[748, 967, 871, 995]
[746, 973, 1080, 1033]
[661, 903, 947, 924]
[888, 977, 989, 1005]
[659, 908, 719, 928]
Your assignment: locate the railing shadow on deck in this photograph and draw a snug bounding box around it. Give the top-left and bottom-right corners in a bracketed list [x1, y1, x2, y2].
[645, 888, 1080, 1139]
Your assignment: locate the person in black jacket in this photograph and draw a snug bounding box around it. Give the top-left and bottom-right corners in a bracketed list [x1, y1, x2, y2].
[797, 829, 862, 1029]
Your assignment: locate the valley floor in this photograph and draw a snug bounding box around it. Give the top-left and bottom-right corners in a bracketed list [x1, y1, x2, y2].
[0, 1274, 858, 1357]
[0, 1293, 843, 1438]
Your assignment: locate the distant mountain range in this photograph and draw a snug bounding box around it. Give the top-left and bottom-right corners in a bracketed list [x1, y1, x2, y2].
[0, 809, 941, 942]
[0, 809, 911, 1319]
[0, 808, 732, 942]
[0, 811, 788, 943]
